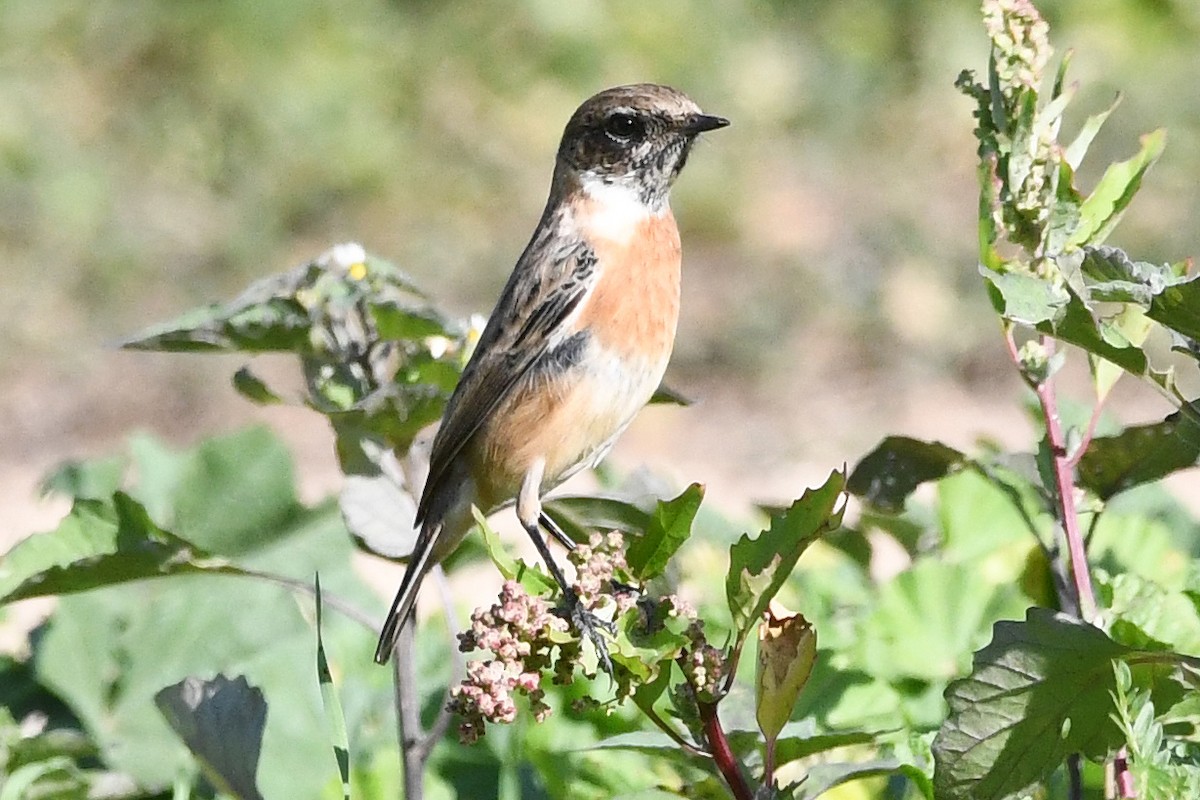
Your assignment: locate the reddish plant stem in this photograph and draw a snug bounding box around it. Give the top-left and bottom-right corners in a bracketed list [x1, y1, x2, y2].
[1114, 748, 1136, 798]
[1032, 339, 1096, 620]
[764, 737, 777, 792]
[698, 699, 754, 800]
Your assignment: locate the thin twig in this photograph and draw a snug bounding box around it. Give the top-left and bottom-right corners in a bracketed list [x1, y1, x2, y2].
[393, 619, 425, 800]
[412, 566, 460, 762]
[640, 702, 710, 758]
[240, 568, 379, 632]
[1066, 393, 1107, 469]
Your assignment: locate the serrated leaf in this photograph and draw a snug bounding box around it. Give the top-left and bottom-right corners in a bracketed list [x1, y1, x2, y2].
[848, 437, 965, 512]
[1035, 283, 1149, 376]
[726, 471, 844, 638]
[1076, 247, 1200, 349]
[1150, 279, 1200, 346]
[0, 492, 241, 604]
[154, 675, 267, 800]
[1077, 405, 1200, 500]
[625, 484, 704, 581]
[1067, 128, 1166, 248]
[931, 608, 1188, 800]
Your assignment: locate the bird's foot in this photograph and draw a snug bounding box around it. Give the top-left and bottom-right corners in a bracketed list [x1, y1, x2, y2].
[559, 589, 616, 677]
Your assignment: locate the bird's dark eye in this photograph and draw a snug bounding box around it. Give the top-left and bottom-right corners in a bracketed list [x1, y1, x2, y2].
[604, 112, 645, 142]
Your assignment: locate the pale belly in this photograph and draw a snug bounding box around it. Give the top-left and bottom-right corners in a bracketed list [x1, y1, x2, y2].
[468, 341, 669, 509]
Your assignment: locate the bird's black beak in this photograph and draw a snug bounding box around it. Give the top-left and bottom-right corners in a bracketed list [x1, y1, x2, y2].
[682, 113, 730, 135]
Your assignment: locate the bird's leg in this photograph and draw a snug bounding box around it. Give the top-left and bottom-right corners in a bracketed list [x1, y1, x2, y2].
[518, 461, 614, 675]
[539, 511, 576, 551]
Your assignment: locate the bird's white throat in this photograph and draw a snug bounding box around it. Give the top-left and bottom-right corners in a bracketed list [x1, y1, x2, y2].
[578, 174, 663, 244]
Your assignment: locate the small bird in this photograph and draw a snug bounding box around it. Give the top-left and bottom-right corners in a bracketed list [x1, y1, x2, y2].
[375, 83, 728, 665]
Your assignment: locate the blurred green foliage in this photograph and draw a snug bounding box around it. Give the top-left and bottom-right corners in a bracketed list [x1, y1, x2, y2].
[4, 0, 1200, 382]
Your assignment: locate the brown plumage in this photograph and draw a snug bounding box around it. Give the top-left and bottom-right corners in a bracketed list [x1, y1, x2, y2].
[375, 83, 727, 665]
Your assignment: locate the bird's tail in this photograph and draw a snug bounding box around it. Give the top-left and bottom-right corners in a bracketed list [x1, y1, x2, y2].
[374, 520, 439, 665]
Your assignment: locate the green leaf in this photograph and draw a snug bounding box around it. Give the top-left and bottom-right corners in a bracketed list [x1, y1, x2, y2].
[610, 608, 691, 682]
[29, 428, 372, 797]
[855, 559, 1027, 684]
[154, 675, 267, 800]
[0, 492, 240, 604]
[726, 470, 845, 638]
[232, 366, 285, 405]
[473, 507, 555, 595]
[1067, 128, 1166, 248]
[625, 484, 704, 581]
[793, 759, 934, 800]
[1035, 283, 1149, 376]
[979, 266, 1070, 326]
[848, 437, 965, 512]
[171, 426, 305, 556]
[1077, 406, 1200, 500]
[541, 495, 654, 546]
[1063, 94, 1121, 171]
[123, 297, 313, 353]
[1075, 245, 1200, 350]
[370, 301, 452, 340]
[315, 578, 351, 800]
[1150, 281, 1200, 346]
[727, 719, 878, 764]
[648, 383, 693, 406]
[932, 608, 1190, 800]
[1102, 572, 1200, 655]
[39, 455, 125, 501]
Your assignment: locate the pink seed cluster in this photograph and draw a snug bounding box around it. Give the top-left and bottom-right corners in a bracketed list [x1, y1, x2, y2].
[448, 580, 568, 743]
[568, 531, 637, 613]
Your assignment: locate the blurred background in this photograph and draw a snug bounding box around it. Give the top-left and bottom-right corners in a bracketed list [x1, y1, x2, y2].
[4, 0, 1200, 538]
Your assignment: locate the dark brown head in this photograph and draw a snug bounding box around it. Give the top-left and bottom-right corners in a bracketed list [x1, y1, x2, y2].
[555, 83, 728, 208]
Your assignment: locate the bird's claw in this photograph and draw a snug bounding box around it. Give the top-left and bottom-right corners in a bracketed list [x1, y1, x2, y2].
[559, 590, 615, 676]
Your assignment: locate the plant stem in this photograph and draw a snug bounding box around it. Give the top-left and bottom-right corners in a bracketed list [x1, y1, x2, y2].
[697, 700, 753, 800]
[1114, 748, 1135, 798]
[393, 620, 425, 800]
[1032, 338, 1096, 620]
[764, 737, 777, 792]
[411, 567, 460, 764]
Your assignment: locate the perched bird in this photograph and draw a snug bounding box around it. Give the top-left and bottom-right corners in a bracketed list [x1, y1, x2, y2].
[375, 83, 728, 665]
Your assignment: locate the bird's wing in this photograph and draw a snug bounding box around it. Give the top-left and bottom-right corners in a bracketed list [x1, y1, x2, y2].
[416, 218, 598, 524]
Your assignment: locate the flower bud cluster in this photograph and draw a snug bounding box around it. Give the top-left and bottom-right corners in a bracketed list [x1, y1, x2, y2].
[681, 621, 726, 703]
[984, 0, 1050, 100]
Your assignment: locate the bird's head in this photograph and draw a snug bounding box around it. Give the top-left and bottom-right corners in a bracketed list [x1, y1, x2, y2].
[556, 83, 728, 209]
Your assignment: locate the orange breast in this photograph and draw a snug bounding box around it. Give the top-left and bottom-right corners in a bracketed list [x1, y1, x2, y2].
[466, 202, 684, 509]
[571, 204, 682, 362]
